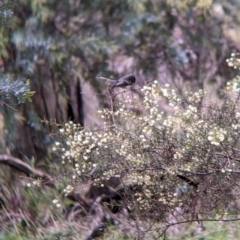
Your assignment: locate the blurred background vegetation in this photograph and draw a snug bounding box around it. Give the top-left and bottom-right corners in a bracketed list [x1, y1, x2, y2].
[1, 0, 240, 239]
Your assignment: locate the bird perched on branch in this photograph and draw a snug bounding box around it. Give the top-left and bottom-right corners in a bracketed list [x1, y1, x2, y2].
[97, 74, 136, 89]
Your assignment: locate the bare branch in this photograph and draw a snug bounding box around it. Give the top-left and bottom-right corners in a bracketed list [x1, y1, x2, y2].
[0, 154, 54, 187]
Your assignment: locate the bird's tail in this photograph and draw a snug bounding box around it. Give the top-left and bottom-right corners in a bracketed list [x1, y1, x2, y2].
[97, 76, 116, 82]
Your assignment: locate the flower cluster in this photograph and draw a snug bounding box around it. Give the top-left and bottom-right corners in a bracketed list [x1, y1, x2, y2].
[52, 199, 61, 208]
[63, 184, 74, 196]
[159, 83, 181, 107]
[226, 76, 240, 93]
[208, 127, 227, 146]
[184, 89, 205, 103]
[141, 80, 161, 109]
[226, 53, 240, 69]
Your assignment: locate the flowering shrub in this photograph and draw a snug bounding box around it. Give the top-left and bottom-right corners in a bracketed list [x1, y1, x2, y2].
[53, 76, 240, 228]
[226, 53, 240, 70]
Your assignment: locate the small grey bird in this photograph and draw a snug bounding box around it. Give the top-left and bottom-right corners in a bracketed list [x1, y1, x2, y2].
[97, 74, 136, 89]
